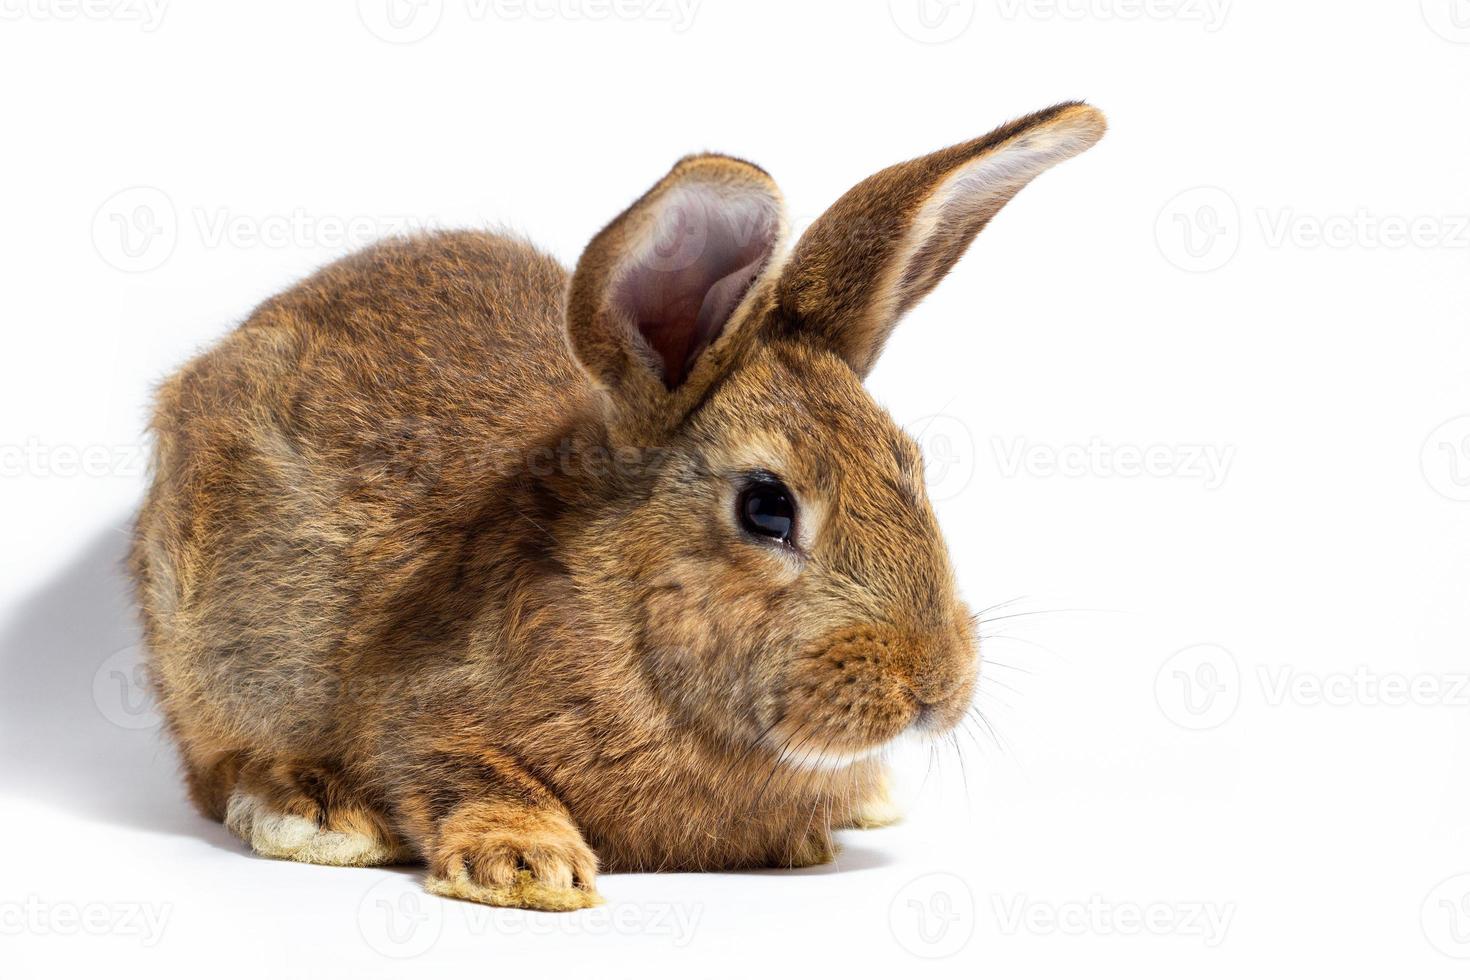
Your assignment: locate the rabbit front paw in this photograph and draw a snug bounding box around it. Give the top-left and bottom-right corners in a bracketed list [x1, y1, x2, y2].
[424, 801, 602, 911]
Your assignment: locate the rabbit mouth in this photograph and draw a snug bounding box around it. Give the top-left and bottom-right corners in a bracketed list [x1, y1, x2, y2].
[769, 741, 887, 773]
[763, 621, 978, 770]
[760, 705, 947, 774]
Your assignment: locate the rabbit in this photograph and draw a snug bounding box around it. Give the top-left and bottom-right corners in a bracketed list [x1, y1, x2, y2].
[131, 102, 1105, 911]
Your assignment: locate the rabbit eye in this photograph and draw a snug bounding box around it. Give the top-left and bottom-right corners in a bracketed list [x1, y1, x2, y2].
[737, 474, 795, 544]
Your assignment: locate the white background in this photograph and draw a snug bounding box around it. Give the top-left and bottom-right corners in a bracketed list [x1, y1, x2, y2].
[2, 1, 1468, 976]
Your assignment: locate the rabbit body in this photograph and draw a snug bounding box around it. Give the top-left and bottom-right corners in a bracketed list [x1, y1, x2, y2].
[132, 103, 1104, 909]
[135, 232, 862, 894]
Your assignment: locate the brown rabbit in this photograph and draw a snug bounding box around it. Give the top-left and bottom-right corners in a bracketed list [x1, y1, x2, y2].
[131, 102, 1105, 910]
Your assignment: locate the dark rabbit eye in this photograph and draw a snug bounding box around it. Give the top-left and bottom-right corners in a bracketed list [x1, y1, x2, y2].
[737, 475, 795, 544]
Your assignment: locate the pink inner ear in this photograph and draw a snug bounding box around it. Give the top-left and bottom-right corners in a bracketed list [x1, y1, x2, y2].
[613, 184, 778, 388]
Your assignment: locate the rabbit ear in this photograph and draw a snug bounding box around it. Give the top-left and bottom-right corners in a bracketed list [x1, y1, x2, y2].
[772, 102, 1105, 377]
[566, 154, 784, 420]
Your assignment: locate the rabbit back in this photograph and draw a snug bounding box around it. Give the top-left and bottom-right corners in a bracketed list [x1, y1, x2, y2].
[132, 231, 586, 794]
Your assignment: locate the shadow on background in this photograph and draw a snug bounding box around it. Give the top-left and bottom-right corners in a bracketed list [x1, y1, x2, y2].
[0, 521, 215, 839]
[742, 841, 896, 876]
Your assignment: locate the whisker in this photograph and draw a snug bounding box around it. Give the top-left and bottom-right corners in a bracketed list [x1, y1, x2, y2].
[978, 673, 1024, 698]
[976, 633, 1066, 660]
[977, 606, 1121, 626]
[973, 687, 1016, 711]
[971, 595, 1031, 619]
[977, 658, 1034, 675]
[950, 731, 971, 809]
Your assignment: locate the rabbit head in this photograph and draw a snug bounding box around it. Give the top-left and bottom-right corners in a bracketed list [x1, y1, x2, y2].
[561, 102, 1105, 769]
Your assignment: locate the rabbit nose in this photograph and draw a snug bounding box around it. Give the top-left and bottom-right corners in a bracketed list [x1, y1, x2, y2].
[900, 621, 977, 710]
[908, 670, 966, 709]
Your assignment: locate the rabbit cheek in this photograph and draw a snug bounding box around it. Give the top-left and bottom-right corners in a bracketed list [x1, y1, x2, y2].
[773, 629, 925, 765]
